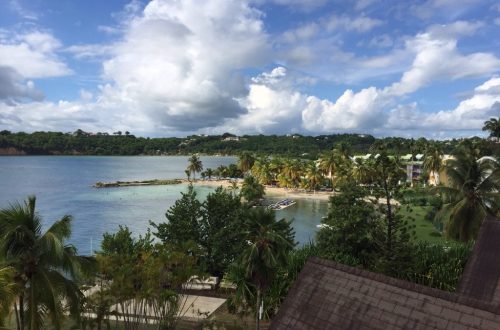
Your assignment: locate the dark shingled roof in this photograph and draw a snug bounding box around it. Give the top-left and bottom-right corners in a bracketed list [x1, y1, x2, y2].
[457, 216, 500, 304]
[270, 217, 500, 330]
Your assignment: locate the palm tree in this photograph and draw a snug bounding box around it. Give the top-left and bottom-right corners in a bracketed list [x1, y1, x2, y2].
[482, 117, 500, 138]
[352, 158, 373, 185]
[0, 196, 94, 330]
[238, 152, 255, 174]
[184, 169, 191, 182]
[241, 175, 265, 205]
[187, 155, 203, 181]
[280, 159, 302, 188]
[423, 143, 443, 185]
[305, 162, 323, 192]
[238, 208, 295, 329]
[436, 146, 500, 242]
[0, 264, 16, 328]
[251, 158, 273, 185]
[217, 165, 228, 179]
[206, 168, 214, 181]
[319, 151, 340, 187]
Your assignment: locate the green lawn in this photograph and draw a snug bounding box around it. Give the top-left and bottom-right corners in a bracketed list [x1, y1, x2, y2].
[397, 204, 446, 244]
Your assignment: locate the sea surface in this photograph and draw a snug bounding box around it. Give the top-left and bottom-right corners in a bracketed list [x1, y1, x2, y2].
[0, 156, 327, 254]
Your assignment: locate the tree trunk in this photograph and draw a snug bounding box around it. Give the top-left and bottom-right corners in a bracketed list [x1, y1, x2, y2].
[383, 178, 393, 254]
[19, 294, 24, 330]
[14, 301, 20, 330]
[256, 287, 261, 330]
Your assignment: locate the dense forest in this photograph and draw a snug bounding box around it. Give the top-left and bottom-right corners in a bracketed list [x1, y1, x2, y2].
[0, 129, 494, 158]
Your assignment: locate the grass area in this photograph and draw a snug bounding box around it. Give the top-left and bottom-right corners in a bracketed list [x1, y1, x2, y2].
[397, 204, 446, 244]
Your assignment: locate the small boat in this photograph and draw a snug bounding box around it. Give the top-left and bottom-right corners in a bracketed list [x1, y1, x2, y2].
[267, 199, 296, 210]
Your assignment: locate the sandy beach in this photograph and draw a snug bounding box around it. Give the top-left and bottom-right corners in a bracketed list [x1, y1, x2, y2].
[182, 179, 334, 201]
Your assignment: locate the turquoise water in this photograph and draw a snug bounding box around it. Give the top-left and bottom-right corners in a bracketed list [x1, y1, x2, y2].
[0, 156, 327, 254]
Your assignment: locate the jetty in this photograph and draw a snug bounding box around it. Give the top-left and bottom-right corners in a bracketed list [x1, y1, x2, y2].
[94, 179, 182, 188]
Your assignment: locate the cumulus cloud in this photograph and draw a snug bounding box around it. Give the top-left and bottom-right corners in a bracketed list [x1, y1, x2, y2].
[0, 30, 70, 78]
[386, 21, 500, 96]
[99, 0, 270, 131]
[0, 66, 44, 105]
[211, 67, 307, 134]
[387, 77, 500, 132]
[302, 87, 390, 132]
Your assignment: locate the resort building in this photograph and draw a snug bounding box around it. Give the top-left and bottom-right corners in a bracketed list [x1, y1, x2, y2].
[270, 216, 500, 329]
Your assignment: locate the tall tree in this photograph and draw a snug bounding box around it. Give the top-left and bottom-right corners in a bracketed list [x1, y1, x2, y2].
[370, 150, 414, 275]
[232, 208, 295, 329]
[187, 155, 203, 181]
[200, 187, 246, 277]
[423, 142, 443, 185]
[150, 185, 202, 246]
[241, 175, 265, 205]
[304, 162, 323, 192]
[482, 117, 500, 138]
[0, 196, 94, 330]
[436, 145, 500, 242]
[238, 152, 256, 174]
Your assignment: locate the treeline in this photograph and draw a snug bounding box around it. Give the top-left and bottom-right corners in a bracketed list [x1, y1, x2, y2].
[0, 129, 481, 158]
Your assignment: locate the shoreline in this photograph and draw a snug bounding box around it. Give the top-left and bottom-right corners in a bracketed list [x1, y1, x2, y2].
[94, 178, 333, 201]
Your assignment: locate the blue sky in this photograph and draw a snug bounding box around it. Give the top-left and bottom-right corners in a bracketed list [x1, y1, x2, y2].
[0, 0, 499, 138]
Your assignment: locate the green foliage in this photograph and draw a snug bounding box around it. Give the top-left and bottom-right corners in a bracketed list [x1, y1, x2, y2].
[151, 186, 249, 277]
[405, 242, 473, 291]
[435, 143, 499, 242]
[95, 226, 197, 329]
[240, 175, 265, 205]
[0, 196, 95, 330]
[316, 182, 378, 267]
[187, 155, 203, 181]
[150, 185, 203, 247]
[228, 208, 295, 321]
[199, 187, 246, 277]
[482, 117, 500, 138]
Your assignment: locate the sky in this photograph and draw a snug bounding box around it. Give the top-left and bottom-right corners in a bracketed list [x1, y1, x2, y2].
[0, 0, 499, 138]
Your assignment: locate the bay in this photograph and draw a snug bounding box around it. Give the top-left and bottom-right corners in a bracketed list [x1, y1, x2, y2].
[0, 156, 327, 254]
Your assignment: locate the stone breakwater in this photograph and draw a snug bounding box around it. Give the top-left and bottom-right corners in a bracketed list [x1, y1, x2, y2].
[94, 179, 182, 188]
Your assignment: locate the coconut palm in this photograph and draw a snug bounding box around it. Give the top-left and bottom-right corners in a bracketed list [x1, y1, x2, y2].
[237, 208, 295, 329]
[280, 159, 302, 188]
[436, 146, 500, 242]
[0, 264, 16, 328]
[241, 175, 265, 205]
[424, 143, 443, 185]
[187, 155, 203, 181]
[251, 158, 273, 185]
[319, 151, 340, 187]
[352, 158, 373, 185]
[206, 168, 214, 180]
[305, 162, 324, 192]
[184, 169, 191, 182]
[0, 196, 94, 330]
[238, 152, 255, 174]
[482, 117, 500, 138]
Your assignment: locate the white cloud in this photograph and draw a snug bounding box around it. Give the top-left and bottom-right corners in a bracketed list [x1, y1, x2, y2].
[411, 0, 480, 20]
[324, 14, 383, 33]
[386, 22, 500, 96]
[257, 0, 328, 11]
[98, 0, 270, 131]
[212, 67, 307, 134]
[0, 66, 43, 105]
[387, 77, 500, 132]
[302, 87, 390, 132]
[0, 30, 70, 78]
[281, 23, 319, 43]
